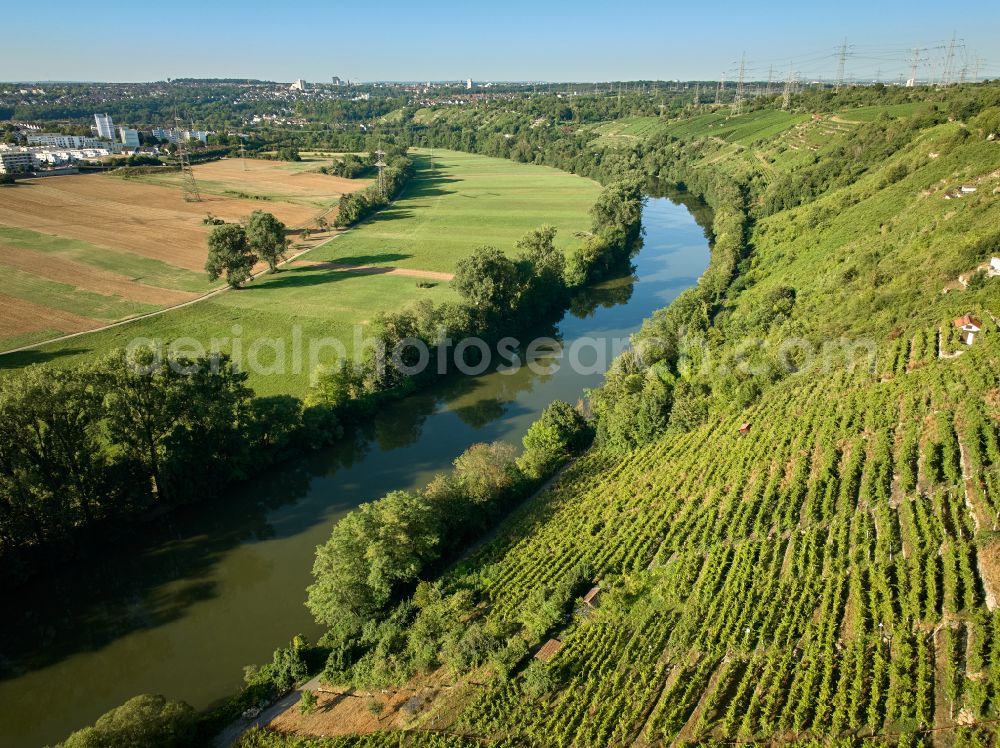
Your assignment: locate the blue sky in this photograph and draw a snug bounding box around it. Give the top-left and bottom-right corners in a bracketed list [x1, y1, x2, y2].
[4, 0, 999, 83]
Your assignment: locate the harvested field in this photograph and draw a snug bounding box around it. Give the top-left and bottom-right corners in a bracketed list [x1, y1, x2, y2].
[0, 161, 367, 349]
[0, 243, 197, 306]
[126, 157, 368, 208]
[0, 175, 323, 272]
[0, 292, 101, 342]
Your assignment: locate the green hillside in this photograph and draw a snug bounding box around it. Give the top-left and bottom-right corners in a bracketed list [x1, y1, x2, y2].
[244, 86, 1000, 746]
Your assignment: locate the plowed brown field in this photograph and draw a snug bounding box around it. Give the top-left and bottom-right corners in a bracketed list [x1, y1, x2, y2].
[0, 175, 324, 272]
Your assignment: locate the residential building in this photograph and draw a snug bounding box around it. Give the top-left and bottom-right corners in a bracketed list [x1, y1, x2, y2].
[119, 127, 140, 148]
[289, 79, 307, 91]
[466, 78, 473, 89]
[0, 150, 36, 174]
[94, 113, 115, 140]
[151, 127, 209, 144]
[27, 133, 105, 148]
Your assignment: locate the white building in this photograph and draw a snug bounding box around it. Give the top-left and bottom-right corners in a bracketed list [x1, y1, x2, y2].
[289, 79, 307, 91]
[31, 147, 114, 165]
[466, 78, 473, 89]
[27, 133, 106, 148]
[0, 150, 36, 174]
[954, 315, 983, 346]
[119, 127, 140, 148]
[94, 113, 115, 140]
[151, 127, 209, 144]
[989, 257, 1000, 277]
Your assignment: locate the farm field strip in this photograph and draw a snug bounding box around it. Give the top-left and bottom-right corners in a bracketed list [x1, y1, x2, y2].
[0, 158, 374, 350]
[125, 157, 367, 208]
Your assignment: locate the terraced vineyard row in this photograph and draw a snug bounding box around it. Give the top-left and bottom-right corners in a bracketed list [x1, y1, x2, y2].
[450, 335, 1000, 745]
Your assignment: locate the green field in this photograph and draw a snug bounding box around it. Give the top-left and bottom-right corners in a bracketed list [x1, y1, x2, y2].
[308, 148, 602, 273]
[1, 150, 600, 397]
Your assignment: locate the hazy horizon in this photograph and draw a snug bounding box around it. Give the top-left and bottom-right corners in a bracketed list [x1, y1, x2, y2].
[4, 0, 999, 84]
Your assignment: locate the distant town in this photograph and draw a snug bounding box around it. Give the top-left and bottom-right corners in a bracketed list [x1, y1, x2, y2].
[0, 77, 520, 174]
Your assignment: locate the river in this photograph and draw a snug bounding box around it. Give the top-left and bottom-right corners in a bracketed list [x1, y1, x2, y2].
[0, 192, 711, 748]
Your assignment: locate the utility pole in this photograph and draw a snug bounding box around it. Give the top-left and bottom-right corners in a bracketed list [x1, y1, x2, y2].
[715, 73, 725, 106]
[240, 135, 247, 172]
[766, 65, 774, 96]
[733, 53, 746, 115]
[693, 82, 700, 108]
[834, 38, 848, 92]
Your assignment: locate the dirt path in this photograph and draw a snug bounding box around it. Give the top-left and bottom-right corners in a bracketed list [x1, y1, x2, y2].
[290, 259, 454, 281]
[211, 675, 324, 748]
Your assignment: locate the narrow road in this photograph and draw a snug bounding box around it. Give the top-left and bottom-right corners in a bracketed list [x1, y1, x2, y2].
[291, 259, 453, 281]
[211, 676, 322, 748]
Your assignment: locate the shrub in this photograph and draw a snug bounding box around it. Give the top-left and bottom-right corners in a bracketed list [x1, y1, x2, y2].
[518, 400, 592, 478]
[57, 694, 195, 748]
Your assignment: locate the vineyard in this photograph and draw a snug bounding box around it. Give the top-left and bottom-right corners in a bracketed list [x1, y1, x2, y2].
[446, 328, 1000, 745]
[237, 85, 1000, 748]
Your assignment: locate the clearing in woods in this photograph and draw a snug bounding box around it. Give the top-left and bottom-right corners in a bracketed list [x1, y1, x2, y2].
[0, 160, 370, 350]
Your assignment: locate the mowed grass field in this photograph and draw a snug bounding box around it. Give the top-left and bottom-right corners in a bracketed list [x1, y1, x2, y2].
[308, 148, 602, 273]
[0, 161, 369, 351]
[0, 150, 600, 397]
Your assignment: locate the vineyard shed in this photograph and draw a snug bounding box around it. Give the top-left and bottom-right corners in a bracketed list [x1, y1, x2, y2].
[738, 422, 751, 435]
[954, 315, 982, 346]
[582, 586, 602, 607]
[535, 639, 563, 662]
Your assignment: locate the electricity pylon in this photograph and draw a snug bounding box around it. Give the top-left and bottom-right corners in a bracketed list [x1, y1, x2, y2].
[834, 38, 848, 92]
[374, 143, 387, 200]
[782, 63, 794, 110]
[733, 53, 746, 115]
[174, 112, 200, 202]
[940, 34, 957, 85]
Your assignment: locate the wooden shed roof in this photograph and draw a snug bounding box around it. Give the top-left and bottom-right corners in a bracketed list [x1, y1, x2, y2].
[534, 638, 563, 662]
